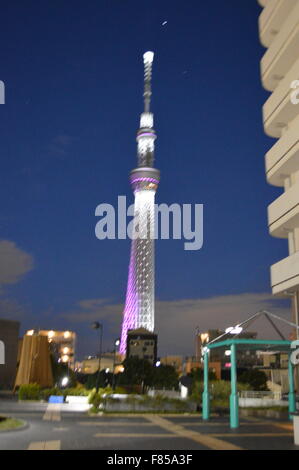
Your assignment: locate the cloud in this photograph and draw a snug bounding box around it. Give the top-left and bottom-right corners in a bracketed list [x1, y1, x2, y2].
[64, 299, 121, 326]
[155, 293, 291, 356]
[0, 240, 33, 286]
[63, 292, 292, 357]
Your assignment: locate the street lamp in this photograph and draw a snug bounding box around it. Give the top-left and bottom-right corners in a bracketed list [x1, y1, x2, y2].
[141, 346, 147, 394]
[91, 322, 103, 392]
[61, 376, 69, 387]
[225, 325, 243, 335]
[112, 338, 120, 391]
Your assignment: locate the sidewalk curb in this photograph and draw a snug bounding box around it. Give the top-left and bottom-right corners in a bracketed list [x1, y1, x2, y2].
[0, 417, 29, 433]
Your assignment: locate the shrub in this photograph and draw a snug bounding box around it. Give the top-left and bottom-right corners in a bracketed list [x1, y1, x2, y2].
[18, 383, 41, 401]
[114, 386, 127, 394]
[40, 387, 63, 401]
[238, 370, 268, 391]
[87, 388, 107, 412]
[192, 380, 250, 404]
[62, 387, 89, 397]
[87, 387, 108, 406]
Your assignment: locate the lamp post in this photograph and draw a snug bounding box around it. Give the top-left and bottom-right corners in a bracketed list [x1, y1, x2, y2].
[141, 346, 147, 394]
[91, 322, 103, 392]
[112, 338, 120, 391]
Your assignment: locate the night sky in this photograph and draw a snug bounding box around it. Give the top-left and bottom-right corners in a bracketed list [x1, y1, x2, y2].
[0, 0, 291, 359]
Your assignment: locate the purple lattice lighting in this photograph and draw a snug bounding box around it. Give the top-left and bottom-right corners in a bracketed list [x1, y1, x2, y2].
[131, 177, 159, 185]
[119, 245, 138, 354]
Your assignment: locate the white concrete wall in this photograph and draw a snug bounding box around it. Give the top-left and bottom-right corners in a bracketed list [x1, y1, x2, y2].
[239, 397, 286, 408]
[258, 0, 299, 298]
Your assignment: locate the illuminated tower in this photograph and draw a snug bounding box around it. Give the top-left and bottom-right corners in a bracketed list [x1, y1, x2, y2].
[119, 51, 160, 355]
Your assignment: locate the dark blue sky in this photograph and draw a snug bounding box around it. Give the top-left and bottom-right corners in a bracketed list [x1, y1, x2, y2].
[0, 1, 289, 358]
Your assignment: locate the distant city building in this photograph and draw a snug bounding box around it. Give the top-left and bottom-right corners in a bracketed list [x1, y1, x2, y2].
[184, 357, 221, 380]
[257, 1, 299, 329]
[195, 329, 259, 369]
[160, 356, 183, 375]
[26, 329, 76, 368]
[81, 352, 122, 375]
[0, 319, 20, 389]
[126, 328, 157, 365]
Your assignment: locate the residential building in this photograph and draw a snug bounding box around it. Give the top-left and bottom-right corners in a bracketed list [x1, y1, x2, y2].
[258, 0, 299, 329]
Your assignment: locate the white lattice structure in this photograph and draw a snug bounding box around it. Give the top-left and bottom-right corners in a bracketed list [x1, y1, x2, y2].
[119, 52, 160, 355]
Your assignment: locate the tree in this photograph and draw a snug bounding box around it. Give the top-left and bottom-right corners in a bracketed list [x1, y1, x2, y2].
[152, 365, 178, 389]
[117, 357, 154, 389]
[188, 367, 217, 382]
[238, 369, 268, 391]
[116, 358, 179, 391]
[85, 370, 112, 390]
[50, 354, 76, 387]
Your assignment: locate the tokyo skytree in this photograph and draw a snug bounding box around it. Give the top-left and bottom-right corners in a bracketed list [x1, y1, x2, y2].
[119, 51, 160, 355]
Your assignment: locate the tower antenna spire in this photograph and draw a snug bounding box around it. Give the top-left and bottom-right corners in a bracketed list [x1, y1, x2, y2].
[143, 51, 154, 112]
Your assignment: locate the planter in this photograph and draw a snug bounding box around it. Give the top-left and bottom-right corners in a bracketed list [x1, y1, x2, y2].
[240, 408, 288, 420]
[104, 400, 197, 413]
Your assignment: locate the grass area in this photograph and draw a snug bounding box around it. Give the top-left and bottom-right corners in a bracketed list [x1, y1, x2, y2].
[0, 416, 24, 431]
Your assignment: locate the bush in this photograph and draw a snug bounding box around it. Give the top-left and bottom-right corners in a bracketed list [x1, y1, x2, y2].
[62, 386, 89, 397]
[19, 384, 91, 402]
[87, 388, 109, 412]
[40, 387, 63, 401]
[18, 383, 41, 401]
[88, 391, 196, 414]
[192, 380, 250, 405]
[238, 370, 268, 391]
[114, 386, 127, 394]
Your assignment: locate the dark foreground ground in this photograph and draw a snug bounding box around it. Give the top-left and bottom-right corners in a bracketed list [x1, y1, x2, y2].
[0, 399, 297, 450]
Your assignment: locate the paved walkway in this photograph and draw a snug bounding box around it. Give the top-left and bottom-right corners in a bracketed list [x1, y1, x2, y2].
[0, 400, 297, 450]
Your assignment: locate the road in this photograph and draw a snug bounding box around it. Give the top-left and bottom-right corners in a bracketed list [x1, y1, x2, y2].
[0, 399, 297, 450]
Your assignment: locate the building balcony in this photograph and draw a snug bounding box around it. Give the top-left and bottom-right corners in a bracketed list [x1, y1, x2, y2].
[268, 180, 299, 238]
[258, 0, 268, 8]
[263, 57, 299, 137]
[271, 250, 299, 294]
[261, 1, 299, 91]
[259, 0, 297, 48]
[265, 114, 299, 186]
